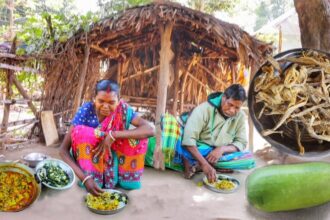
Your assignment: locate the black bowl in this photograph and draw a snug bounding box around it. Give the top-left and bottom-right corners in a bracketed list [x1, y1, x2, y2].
[248, 48, 330, 157]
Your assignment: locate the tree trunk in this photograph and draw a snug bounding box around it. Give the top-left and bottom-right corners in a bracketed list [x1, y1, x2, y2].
[294, 0, 330, 52]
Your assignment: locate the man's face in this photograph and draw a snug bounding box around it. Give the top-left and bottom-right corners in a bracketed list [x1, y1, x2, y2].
[221, 96, 243, 117]
[94, 91, 119, 117]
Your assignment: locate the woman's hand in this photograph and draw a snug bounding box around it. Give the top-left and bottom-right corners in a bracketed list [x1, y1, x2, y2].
[93, 133, 115, 160]
[84, 178, 104, 196]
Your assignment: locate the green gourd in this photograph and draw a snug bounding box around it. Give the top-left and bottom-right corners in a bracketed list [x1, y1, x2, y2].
[246, 162, 330, 212]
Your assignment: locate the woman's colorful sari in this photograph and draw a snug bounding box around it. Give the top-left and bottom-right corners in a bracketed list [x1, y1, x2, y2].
[71, 100, 147, 190]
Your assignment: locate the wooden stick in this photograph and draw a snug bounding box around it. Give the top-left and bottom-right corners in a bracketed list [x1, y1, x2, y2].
[0, 119, 38, 138]
[11, 76, 38, 116]
[122, 95, 157, 102]
[197, 63, 226, 87]
[3, 138, 39, 151]
[122, 65, 159, 82]
[53, 109, 73, 117]
[197, 84, 203, 104]
[1, 118, 39, 129]
[0, 52, 54, 60]
[0, 53, 22, 59]
[73, 42, 90, 113]
[0, 63, 40, 73]
[187, 71, 211, 90]
[117, 60, 122, 85]
[172, 40, 181, 115]
[90, 44, 119, 58]
[0, 99, 41, 104]
[1, 70, 13, 133]
[180, 56, 196, 113]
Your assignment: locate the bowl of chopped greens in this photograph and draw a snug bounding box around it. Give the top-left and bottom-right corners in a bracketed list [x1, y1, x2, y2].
[85, 189, 128, 215]
[203, 174, 240, 193]
[35, 159, 75, 190]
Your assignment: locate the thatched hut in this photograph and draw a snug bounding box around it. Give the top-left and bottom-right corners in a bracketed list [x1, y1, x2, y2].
[40, 1, 272, 159]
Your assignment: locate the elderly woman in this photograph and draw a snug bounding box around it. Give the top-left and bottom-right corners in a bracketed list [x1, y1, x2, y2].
[60, 80, 155, 195]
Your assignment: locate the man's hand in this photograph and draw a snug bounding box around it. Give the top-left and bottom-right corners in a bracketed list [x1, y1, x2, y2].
[206, 147, 223, 164]
[93, 134, 114, 160]
[201, 162, 217, 183]
[84, 178, 104, 196]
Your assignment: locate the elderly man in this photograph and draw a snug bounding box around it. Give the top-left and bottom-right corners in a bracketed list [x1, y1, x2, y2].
[181, 84, 247, 182]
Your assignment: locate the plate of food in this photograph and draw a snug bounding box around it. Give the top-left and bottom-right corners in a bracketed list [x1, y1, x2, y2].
[35, 158, 75, 190]
[0, 162, 41, 212]
[85, 189, 128, 215]
[203, 174, 240, 193]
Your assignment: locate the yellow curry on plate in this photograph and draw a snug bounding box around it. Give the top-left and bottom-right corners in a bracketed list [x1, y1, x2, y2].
[0, 171, 37, 211]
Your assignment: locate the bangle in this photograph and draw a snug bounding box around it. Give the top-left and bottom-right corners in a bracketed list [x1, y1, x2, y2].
[108, 130, 116, 141]
[82, 175, 92, 185]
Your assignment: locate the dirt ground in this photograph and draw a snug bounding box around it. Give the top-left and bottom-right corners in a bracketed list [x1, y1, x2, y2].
[1, 143, 330, 220]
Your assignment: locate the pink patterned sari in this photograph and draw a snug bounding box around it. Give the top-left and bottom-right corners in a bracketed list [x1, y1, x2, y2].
[71, 100, 147, 189]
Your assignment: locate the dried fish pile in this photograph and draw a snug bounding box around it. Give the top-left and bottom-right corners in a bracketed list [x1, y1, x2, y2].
[254, 50, 330, 155]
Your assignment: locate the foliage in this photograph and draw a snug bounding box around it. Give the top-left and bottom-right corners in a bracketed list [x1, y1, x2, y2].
[0, 1, 99, 104]
[16, 11, 98, 55]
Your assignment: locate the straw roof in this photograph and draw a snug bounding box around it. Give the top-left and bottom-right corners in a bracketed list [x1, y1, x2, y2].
[42, 1, 272, 121]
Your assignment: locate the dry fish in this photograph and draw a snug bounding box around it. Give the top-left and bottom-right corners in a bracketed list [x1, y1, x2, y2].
[254, 50, 330, 155]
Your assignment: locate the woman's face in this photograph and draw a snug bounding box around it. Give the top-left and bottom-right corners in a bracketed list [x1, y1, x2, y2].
[94, 91, 119, 117]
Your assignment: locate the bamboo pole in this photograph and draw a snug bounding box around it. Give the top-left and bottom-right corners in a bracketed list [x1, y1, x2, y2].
[154, 22, 174, 170]
[73, 41, 90, 113]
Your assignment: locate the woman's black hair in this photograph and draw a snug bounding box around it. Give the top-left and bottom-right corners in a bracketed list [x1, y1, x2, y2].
[95, 79, 120, 96]
[223, 84, 246, 101]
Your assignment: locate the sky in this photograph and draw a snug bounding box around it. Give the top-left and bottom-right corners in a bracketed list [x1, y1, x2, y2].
[74, 0, 99, 14]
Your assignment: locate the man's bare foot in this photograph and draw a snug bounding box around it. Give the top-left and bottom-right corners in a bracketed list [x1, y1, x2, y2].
[183, 160, 203, 179]
[183, 157, 198, 179]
